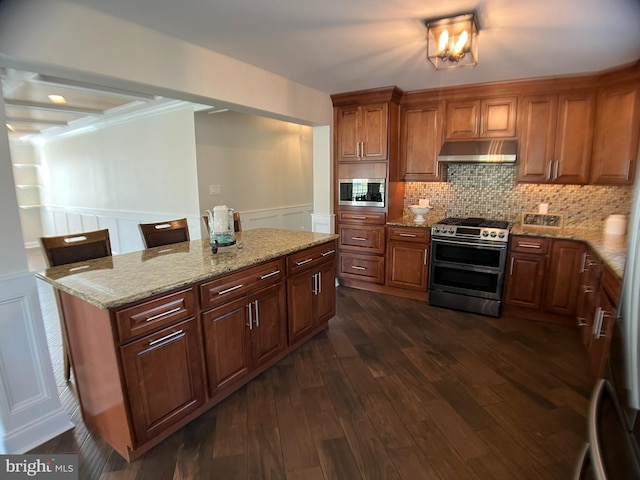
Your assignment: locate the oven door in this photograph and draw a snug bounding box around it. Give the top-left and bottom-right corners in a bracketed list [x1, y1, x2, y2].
[429, 238, 507, 300]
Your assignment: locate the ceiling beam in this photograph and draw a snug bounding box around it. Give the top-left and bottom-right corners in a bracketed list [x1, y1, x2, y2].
[3, 99, 105, 115]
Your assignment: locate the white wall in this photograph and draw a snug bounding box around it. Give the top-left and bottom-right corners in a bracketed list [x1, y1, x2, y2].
[37, 105, 201, 252]
[195, 111, 314, 231]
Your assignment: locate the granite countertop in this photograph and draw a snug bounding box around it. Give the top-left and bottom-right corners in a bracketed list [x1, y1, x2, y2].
[387, 216, 627, 279]
[36, 228, 339, 310]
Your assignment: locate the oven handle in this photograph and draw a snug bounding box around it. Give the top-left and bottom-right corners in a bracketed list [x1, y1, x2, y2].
[432, 238, 507, 250]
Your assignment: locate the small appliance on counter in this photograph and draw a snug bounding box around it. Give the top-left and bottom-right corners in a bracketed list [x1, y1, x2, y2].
[206, 205, 237, 253]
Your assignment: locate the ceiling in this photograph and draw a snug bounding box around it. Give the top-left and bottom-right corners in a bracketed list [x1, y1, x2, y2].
[3, 0, 640, 140]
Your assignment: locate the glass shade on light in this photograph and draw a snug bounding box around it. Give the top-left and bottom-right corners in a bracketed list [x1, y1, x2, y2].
[426, 13, 478, 70]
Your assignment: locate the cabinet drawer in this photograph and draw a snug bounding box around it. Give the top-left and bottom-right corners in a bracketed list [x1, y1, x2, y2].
[116, 287, 195, 343]
[200, 259, 285, 311]
[510, 236, 550, 254]
[339, 252, 385, 284]
[387, 226, 430, 244]
[287, 241, 337, 276]
[338, 211, 386, 225]
[339, 224, 385, 253]
[601, 265, 621, 305]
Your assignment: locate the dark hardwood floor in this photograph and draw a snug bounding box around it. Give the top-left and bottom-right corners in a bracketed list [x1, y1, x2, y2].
[28, 248, 592, 479]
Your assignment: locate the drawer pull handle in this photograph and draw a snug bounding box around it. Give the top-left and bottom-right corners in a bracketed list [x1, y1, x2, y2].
[583, 285, 594, 294]
[351, 265, 366, 270]
[218, 284, 243, 295]
[296, 258, 313, 266]
[321, 249, 336, 257]
[399, 233, 417, 238]
[149, 329, 184, 347]
[519, 243, 542, 249]
[351, 237, 367, 241]
[146, 306, 181, 322]
[577, 316, 587, 327]
[259, 270, 281, 280]
[350, 215, 368, 220]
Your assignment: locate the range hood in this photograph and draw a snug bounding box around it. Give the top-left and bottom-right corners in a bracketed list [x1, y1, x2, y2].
[437, 139, 518, 164]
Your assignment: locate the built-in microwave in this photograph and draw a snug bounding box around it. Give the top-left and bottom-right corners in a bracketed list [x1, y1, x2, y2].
[338, 178, 385, 207]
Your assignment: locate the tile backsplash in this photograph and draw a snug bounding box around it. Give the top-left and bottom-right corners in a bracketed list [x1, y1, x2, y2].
[403, 164, 634, 229]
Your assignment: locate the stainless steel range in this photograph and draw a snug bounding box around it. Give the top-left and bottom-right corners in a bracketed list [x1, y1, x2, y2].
[428, 217, 511, 317]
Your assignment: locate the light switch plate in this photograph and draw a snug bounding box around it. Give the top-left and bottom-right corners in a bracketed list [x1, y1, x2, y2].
[209, 185, 221, 195]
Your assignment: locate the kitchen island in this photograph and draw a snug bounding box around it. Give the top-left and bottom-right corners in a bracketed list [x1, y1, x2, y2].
[36, 228, 338, 461]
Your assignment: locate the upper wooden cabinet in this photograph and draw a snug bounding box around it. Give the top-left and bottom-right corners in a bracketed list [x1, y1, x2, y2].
[336, 102, 389, 162]
[517, 91, 596, 184]
[445, 96, 517, 139]
[399, 101, 445, 181]
[590, 82, 640, 185]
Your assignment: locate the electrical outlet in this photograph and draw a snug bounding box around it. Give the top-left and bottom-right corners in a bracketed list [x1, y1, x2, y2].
[209, 184, 221, 195]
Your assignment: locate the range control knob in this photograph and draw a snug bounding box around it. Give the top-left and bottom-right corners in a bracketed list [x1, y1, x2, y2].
[498, 232, 505, 238]
[481, 231, 489, 237]
[490, 231, 497, 238]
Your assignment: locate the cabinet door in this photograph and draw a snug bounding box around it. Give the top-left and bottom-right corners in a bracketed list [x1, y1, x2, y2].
[554, 92, 595, 184]
[517, 95, 558, 182]
[503, 253, 546, 309]
[400, 102, 444, 181]
[249, 283, 287, 368]
[336, 105, 360, 161]
[589, 294, 616, 379]
[120, 318, 205, 446]
[386, 242, 429, 290]
[361, 103, 388, 160]
[202, 297, 251, 397]
[591, 83, 640, 185]
[445, 100, 480, 139]
[544, 240, 584, 316]
[481, 97, 517, 137]
[287, 270, 316, 344]
[315, 259, 337, 325]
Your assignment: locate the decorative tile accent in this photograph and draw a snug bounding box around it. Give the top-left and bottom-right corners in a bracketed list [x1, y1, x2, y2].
[404, 164, 633, 229]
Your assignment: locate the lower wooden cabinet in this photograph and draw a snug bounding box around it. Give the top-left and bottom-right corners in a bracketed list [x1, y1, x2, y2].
[288, 255, 336, 345]
[202, 283, 287, 397]
[120, 317, 205, 446]
[385, 226, 430, 291]
[504, 236, 584, 323]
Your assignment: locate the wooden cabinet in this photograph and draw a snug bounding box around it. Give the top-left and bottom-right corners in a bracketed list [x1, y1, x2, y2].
[201, 260, 287, 397]
[337, 211, 386, 285]
[445, 96, 517, 139]
[591, 82, 640, 185]
[504, 236, 584, 323]
[588, 265, 621, 379]
[399, 101, 445, 181]
[544, 240, 585, 316]
[576, 249, 603, 346]
[503, 237, 549, 309]
[385, 226, 430, 291]
[336, 102, 389, 161]
[287, 242, 337, 345]
[517, 91, 596, 183]
[120, 317, 205, 446]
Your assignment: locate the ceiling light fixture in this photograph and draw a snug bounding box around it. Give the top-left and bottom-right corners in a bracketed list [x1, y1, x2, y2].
[425, 12, 479, 70]
[47, 94, 67, 104]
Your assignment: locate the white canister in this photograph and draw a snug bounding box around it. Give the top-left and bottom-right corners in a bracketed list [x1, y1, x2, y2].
[604, 214, 627, 236]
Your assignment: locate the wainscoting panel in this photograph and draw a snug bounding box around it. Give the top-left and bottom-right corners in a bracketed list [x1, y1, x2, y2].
[40, 204, 314, 254]
[0, 272, 73, 453]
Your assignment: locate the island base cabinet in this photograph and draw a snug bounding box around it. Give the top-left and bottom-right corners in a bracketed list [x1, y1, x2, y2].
[120, 317, 205, 447]
[202, 283, 287, 398]
[287, 259, 336, 345]
[202, 297, 251, 397]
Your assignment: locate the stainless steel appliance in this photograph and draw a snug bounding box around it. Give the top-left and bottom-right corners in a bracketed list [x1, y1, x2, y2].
[338, 178, 385, 207]
[428, 217, 510, 317]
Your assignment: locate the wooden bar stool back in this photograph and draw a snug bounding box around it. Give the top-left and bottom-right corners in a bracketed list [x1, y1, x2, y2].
[140, 218, 190, 249]
[39, 228, 113, 382]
